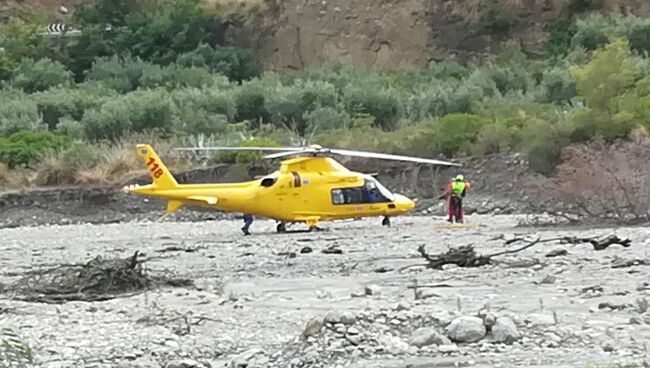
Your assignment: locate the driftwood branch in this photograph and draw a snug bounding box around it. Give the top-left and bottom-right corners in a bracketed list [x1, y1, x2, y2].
[560, 235, 631, 250]
[8, 252, 192, 303]
[416, 234, 632, 270]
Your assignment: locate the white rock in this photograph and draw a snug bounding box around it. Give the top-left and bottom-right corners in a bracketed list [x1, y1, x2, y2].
[416, 289, 440, 299]
[394, 302, 411, 311]
[324, 310, 341, 324]
[525, 313, 556, 326]
[409, 327, 451, 348]
[438, 344, 459, 353]
[445, 316, 486, 343]
[365, 284, 381, 296]
[340, 311, 356, 325]
[491, 317, 521, 344]
[302, 317, 323, 337]
[347, 326, 360, 335]
[229, 348, 265, 368]
[166, 359, 202, 368]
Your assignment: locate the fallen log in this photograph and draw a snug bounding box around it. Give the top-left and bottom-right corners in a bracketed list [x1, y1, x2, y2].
[560, 235, 631, 250]
[411, 233, 631, 271]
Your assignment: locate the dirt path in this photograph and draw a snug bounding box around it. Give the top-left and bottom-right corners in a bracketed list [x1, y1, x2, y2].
[1, 215, 649, 368]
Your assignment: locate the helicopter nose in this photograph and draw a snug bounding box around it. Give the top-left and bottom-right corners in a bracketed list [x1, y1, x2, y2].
[394, 194, 415, 212]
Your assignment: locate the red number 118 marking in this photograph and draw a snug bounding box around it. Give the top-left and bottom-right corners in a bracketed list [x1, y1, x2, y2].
[146, 157, 164, 178]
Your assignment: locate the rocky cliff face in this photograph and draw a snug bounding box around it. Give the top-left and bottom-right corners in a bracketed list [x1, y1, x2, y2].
[227, 0, 650, 71]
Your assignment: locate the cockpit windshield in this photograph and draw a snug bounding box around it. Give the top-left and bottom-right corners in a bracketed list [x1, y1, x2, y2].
[363, 176, 395, 202]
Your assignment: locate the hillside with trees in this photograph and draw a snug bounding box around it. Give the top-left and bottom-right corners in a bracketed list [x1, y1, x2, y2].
[2, 0, 650, 192]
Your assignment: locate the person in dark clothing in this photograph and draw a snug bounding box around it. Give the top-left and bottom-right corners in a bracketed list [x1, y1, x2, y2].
[241, 214, 253, 235]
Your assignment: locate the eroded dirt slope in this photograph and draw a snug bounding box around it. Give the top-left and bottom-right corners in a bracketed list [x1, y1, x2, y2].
[228, 0, 650, 70]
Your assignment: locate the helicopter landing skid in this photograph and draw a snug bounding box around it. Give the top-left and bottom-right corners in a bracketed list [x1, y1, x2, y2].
[276, 222, 287, 233]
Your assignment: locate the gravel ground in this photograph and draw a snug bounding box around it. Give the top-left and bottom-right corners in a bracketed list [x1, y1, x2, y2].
[1, 215, 650, 368]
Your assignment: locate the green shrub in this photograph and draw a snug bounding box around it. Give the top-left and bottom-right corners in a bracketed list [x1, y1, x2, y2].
[58, 142, 103, 170]
[570, 38, 640, 113]
[343, 86, 402, 131]
[33, 85, 114, 129]
[173, 109, 229, 135]
[212, 136, 281, 164]
[11, 58, 73, 93]
[120, 89, 175, 135]
[472, 121, 518, 156]
[571, 23, 609, 51]
[629, 24, 650, 56]
[0, 93, 44, 136]
[417, 61, 470, 82]
[171, 87, 237, 129]
[546, 20, 579, 58]
[431, 114, 489, 157]
[55, 117, 86, 139]
[405, 84, 468, 121]
[539, 66, 577, 105]
[265, 80, 339, 133]
[480, 64, 533, 95]
[139, 63, 217, 89]
[0, 18, 48, 77]
[234, 80, 270, 124]
[81, 89, 174, 141]
[0, 131, 72, 167]
[304, 106, 350, 132]
[85, 55, 148, 92]
[110, 0, 216, 65]
[176, 44, 262, 82]
[520, 119, 573, 174]
[568, 108, 635, 143]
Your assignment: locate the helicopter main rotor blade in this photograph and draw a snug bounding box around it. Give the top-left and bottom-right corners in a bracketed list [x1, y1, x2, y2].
[264, 151, 315, 160]
[264, 148, 319, 159]
[174, 146, 305, 152]
[328, 149, 461, 167]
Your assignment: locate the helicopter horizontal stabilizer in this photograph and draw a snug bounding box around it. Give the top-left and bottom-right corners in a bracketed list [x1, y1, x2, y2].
[187, 195, 219, 205]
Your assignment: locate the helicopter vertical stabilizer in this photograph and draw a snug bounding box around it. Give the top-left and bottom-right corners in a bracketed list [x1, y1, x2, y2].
[135, 144, 178, 189]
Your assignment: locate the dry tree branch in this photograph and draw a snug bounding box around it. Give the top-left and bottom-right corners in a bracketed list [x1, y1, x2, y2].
[415, 234, 632, 270]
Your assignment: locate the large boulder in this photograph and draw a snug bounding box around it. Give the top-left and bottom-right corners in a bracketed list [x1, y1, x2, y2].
[491, 317, 521, 343]
[445, 316, 486, 343]
[302, 317, 323, 338]
[409, 327, 451, 348]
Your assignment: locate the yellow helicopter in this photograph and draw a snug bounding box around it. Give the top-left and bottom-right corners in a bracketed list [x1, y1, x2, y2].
[122, 144, 460, 234]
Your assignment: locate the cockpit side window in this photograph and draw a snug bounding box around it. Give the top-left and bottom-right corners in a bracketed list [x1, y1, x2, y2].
[331, 179, 394, 205]
[331, 189, 344, 204]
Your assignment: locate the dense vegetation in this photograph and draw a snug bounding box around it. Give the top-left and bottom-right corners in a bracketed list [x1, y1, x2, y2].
[2, 1, 650, 188]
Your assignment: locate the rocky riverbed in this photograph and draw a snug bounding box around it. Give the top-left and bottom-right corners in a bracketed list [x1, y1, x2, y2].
[1, 215, 649, 368]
